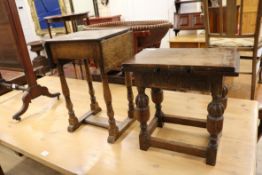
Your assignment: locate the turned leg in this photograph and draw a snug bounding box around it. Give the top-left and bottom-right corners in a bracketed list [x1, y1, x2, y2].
[125, 72, 134, 119]
[79, 60, 85, 80]
[206, 81, 225, 166]
[135, 86, 150, 150]
[100, 73, 118, 143]
[151, 88, 164, 127]
[57, 62, 79, 132]
[12, 91, 31, 120]
[0, 165, 4, 175]
[83, 59, 101, 114]
[221, 86, 228, 110]
[72, 61, 78, 79]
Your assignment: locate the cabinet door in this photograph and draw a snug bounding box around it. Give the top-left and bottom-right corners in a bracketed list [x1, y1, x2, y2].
[178, 14, 190, 29]
[192, 13, 204, 28]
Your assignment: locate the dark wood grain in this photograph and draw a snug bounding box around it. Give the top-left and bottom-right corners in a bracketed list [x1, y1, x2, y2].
[123, 48, 239, 76]
[45, 29, 135, 143]
[123, 48, 239, 166]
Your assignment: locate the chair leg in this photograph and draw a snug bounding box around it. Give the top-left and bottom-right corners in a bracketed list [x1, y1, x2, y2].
[258, 119, 262, 142]
[259, 56, 262, 84]
[0, 165, 4, 175]
[251, 55, 257, 100]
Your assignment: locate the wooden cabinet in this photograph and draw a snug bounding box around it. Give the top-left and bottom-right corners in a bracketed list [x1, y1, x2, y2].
[173, 0, 203, 35]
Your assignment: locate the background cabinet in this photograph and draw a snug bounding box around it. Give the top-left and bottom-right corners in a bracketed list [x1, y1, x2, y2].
[173, 0, 203, 35]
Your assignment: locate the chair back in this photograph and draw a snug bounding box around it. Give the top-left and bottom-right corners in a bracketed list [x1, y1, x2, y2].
[203, 0, 262, 47]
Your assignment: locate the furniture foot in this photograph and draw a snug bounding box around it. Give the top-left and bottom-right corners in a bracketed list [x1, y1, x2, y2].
[12, 91, 30, 120]
[136, 87, 150, 150]
[206, 81, 224, 166]
[0, 165, 4, 175]
[40, 86, 60, 99]
[258, 120, 262, 142]
[151, 88, 164, 128]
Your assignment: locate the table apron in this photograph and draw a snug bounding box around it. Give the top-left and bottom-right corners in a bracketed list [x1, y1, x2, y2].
[133, 72, 224, 92]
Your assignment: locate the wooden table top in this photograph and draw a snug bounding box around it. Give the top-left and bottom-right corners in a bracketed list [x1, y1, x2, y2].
[123, 48, 239, 76]
[45, 28, 130, 42]
[0, 76, 257, 175]
[44, 12, 89, 21]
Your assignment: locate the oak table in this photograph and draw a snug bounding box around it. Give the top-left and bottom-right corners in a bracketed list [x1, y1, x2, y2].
[44, 12, 89, 38]
[45, 28, 135, 143]
[122, 48, 239, 165]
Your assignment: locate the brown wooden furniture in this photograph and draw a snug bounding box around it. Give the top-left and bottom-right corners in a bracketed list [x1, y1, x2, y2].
[44, 12, 89, 38]
[203, 0, 262, 100]
[0, 165, 4, 175]
[169, 34, 206, 48]
[0, 76, 257, 174]
[173, 0, 203, 36]
[88, 20, 172, 53]
[122, 48, 239, 165]
[259, 105, 262, 141]
[0, 0, 60, 120]
[45, 28, 135, 143]
[88, 15, 121, 25]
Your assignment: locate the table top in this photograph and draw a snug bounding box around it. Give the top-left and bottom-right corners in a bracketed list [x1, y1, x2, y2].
[44, 12, 89, 21]
[0, 76, 257, 175]
[123, 48, 239, 76]
[169, 34, 205, 43]
[45, 28, 130, 43]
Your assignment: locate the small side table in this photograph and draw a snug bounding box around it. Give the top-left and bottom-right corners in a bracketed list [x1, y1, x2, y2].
[45, 28, 135, 143]
[122, 48, 239, 165]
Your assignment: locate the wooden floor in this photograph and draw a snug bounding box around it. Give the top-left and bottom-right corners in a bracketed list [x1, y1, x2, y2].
[0, 77, 262, 175]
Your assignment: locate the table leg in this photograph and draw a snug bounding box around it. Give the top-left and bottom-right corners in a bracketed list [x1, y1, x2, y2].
[83, 59, 101, 114]
[135, 86, 150, 150]
[222, 86, 228, 109]
[64, 21, 69, 34]
[206, 82, 225, 166]
[46, 22, 52, 38]
[0, 165, 4, 175]
[100, 73, 119, 143]
[151, 88, 164, 127]
[57, 62, 79, 132]
[125, 72, 134, 119]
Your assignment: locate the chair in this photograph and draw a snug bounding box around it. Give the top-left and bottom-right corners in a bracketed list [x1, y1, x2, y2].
[203, 0, 262, 100]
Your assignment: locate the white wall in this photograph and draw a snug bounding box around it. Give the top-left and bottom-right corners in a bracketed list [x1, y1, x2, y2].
[106, 0, 199, 48]
[72, 0, 95, 16]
